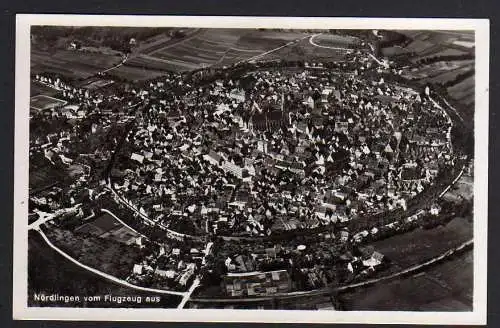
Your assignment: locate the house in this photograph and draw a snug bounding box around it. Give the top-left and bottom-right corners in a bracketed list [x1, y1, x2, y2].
[131, 153, 144, 163]
[155, 269, 176, 279]
[229, 89, 246, 103]
[362, 251, 384, 268]
[222, 270, 291, 297]
[133, 264, 143, 275]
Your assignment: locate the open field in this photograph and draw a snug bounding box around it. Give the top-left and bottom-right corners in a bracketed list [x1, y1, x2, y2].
[256, 35, 354, 62]
[30, 94, 67, 111]
[75, 212, 140, 245]
[28, 231, 180, 308]
[368, 216, 472, 269]
[31, 49, 122, 80]
[107, 65, 169, 81]
[395, 30, 474, 59]
[75, 213, 121, 235]
[443, 175, 474, 203]
[339, 251, 473, 311]
[112, 29, 316, 79]
[146, 29, 309, 67]
[424, 250, 473, 303]
[44, 227, 144, 279]
[80, 78, 115, 90]
[30, 81, 60, 97]
[29, 165, 64, 193]
[385, 30, 475, 118]
[101, 225, 140, 245]
[447, 76, 475, 106]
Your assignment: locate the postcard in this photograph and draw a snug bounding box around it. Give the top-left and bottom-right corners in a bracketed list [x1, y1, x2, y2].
[13, 14, 489, 324]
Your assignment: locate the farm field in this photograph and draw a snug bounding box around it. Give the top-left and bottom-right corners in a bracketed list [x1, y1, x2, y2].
[75, 211, 140, 245]
[107, 65, 170, 81]
[383, 30, 475, 117]
[44, 226, 144, 279]
[368, 216, 472, 269]
[339, 251, 473, 311]
[31, 28, 361, 82]
[447, 76, 475, 106]
[113, 29, 316, 79]
[256, 35, 354, 62]
[423, 249, 473, 304]
[402, 60, 474, 81]
[395, 30, 474, 59]
[31, 49, 122, 80]
[80, 78, 115, 90]
[443, 175, 474, 203]
[28, 231, 180, 308]
[132, 28, 200, 54]
[30, 81, 60, 97]
[29, 164, 65, 193]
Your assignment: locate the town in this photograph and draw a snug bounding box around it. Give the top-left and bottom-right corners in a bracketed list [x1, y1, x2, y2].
[27, 27, 475, 310]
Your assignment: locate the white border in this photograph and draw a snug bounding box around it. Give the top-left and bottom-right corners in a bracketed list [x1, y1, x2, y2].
[14, 14, 489, 324]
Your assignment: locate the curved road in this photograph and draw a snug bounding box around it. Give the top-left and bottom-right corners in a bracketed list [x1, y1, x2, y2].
[34, 228, 186, 296]
[309, 33, 354, 52]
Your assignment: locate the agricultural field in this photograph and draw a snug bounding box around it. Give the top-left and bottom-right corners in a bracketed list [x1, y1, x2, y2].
[29, 163, 65, 193]
[31, 28, 362, 81]
[368, 216, 472, 269]
[383, 30, 475, 117]
[447, 76, 475, 106]
[113, 29, 318, 79]
[31, 48, 122, 80]
[256, 34, 356, 62]
[80, 78, 115, 90]
[30, 81, 60, 97]
[30, 94, 67, 111]
[44, 226, 145, 279]
[394, 30, 474, 59]
[443, 175, 474, 203]
[423, 250, 473, 305]
[107, 65, 169, 81]
[339, 250, 473, 311]
[401, 60, 474, 81]
[75, 211, 141, 245]
[28, 231, 180, 308]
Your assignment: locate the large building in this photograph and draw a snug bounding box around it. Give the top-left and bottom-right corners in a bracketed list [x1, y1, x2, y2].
[222, 270, 292, 297]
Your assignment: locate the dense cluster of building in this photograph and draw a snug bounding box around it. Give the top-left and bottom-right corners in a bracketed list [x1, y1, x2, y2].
[110, 65, 454, 237]
[29, 52, 459, 300]
[128, 239, 212, 291]
[213, 231, 387, 295]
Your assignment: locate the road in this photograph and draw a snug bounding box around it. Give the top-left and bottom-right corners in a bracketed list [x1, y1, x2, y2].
[239, 35, 311, 64]
[177, 278, 200, 309]
[100, 54, 129, 74]
[34, 227, 186, 296]
[107, 185, 198, 241]
[28, 204, 82, 231]
[28, 211, 55, 231]
[190, 239, 473, 304]
[308, 33, 354, 52]
[99, 29, 203, 74]
[177, 241, 213, 308]
[100, 208, 148, 239]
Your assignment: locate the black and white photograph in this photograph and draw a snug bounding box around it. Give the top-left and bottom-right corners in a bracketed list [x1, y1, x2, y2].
[13, 15, 489, 324]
